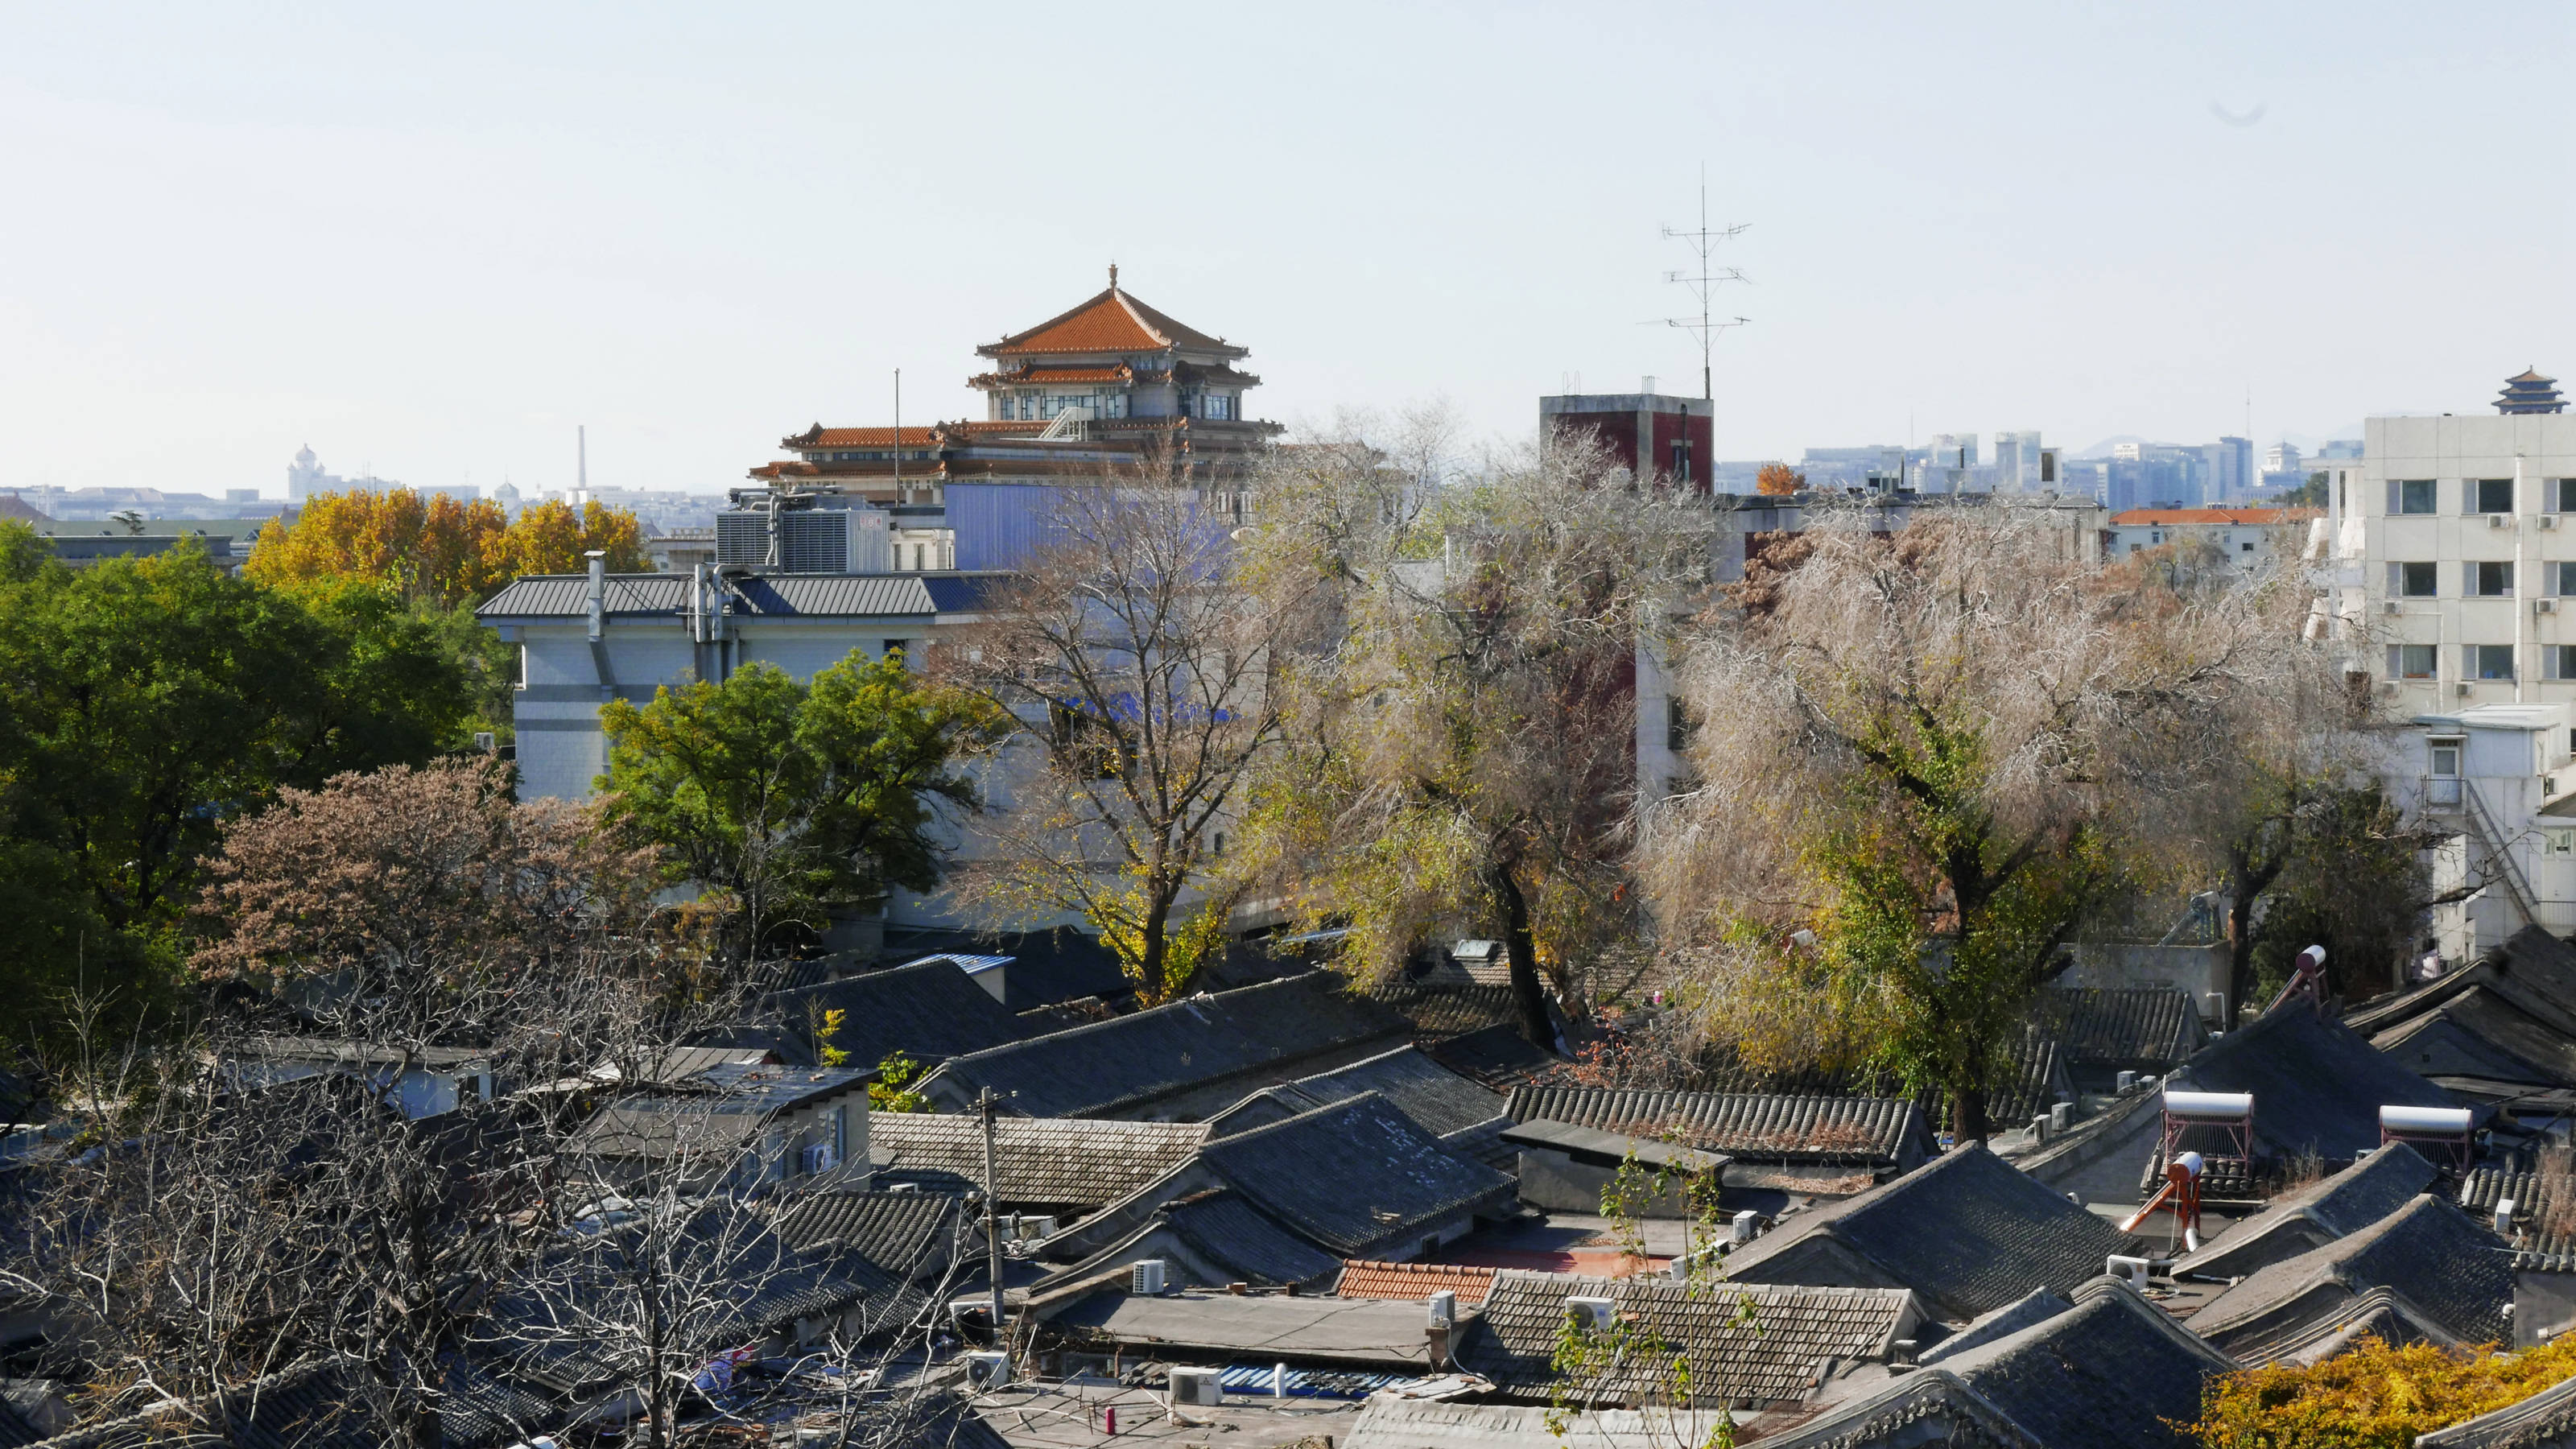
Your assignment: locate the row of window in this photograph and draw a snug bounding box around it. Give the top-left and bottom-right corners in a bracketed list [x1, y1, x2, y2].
[2387, 477, 2576, 515]
[2384, 560, 2576, 597]
[2386, 643, 2576, 681]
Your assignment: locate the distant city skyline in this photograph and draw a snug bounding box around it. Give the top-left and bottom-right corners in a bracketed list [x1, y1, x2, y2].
[1, 3, 2566, 497]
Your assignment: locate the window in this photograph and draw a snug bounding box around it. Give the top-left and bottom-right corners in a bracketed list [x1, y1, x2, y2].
[2392, 644, 2437, 679]
[1667, 698, 1693, 752]
[2558, 478, 2576, 514]
[1670, 438, 1694, 483]
[2552, 646, 2576, 680]
[2472, 645, 2516, 680]
[2477, 477, 2516, 514]
[2548, 830, 2576, 858]
[2396, 479, 2438, 514]
[1200, 393, 1236, 421]
[2430, 739, 2462, 776]
[881, 639, 907, 660]
[2477, 561, 2516, 597]
[2397, 562, 2438, 597]
[2558, 561, 2576, 597]
[2241, 541, 2255, 552]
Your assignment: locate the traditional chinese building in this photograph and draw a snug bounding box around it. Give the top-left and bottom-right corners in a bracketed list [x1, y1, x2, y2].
[2499, 368, 2568, 415]
[746, 269, 1282, 507]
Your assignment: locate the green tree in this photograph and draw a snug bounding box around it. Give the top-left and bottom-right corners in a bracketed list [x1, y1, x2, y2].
[597, 653, 1005, 971]
[0, 541, 475, 1047]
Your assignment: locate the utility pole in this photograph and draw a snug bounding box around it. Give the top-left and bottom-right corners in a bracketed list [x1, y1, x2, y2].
[1656, 177, 1751, 402]
[978, 1087, 1008, 1340]
[892, 369, 902, 503]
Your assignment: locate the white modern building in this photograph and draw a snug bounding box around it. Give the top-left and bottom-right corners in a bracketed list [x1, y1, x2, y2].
[2106, 506, 2312, 568]
[2343, 407, 2576, 712]
[2384, 702, 2576, 960]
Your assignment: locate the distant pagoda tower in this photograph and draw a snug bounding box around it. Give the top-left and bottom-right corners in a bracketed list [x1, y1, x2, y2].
[2497, 367, 2567, 415]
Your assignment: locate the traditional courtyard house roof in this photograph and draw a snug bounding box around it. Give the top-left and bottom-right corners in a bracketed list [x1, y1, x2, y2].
[2458, 1166, 2576, 1269]
[877, 925, 1133, 1011]
[2188, 1195, 2512, 1362]
[2176, 1142, 2440, 1279]
[1342, 1399, 1744, 1449]
[978, 281, 1244, 361]
[24, 1359, 555, 1449]
[1455, 1269, 1924, 1410]
[2349, 927, 2576, 1096]
[1044, 1289, 1438, 1370]
[1721, 1145, 2142, 1319]
[1421, 1021, 1563, 1091]
[865, 1113, 1210, 1209]
[914, 973, 1414, 1120]
[2031, 986, 2209, 1089]
[2163, 1001, 2457, 1164]
[769, 957, 1031, 1069]
[1761, 1277, 2231, 1449]
[1042, 1093, 1515, 1282]
[772, 1189, 968, 1282]
[1206, 1045, 1509, 1140]
[478, 570, 1001, 626]
[1505, 1085, 1930, 1173]
[1334, 1258, 1500, 1307]
[1732, 1369, 2043, 1449]
[1057, 1187, 1348, 1291]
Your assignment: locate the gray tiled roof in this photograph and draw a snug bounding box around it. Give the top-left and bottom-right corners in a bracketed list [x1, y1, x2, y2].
[2167, 1004, 2455, 1162]
[2458, 1166, 2576, 1269]
[1152, 1189, 1345, 1287]
[918, 973, 1413, 1118]
[1505, 1085, 1923, 1166]
[477, 571, 1000, 621]
[771, 959, 1032, 1069]
[2190, 1195, 2512, 1361]
[1206, 1046, 1506, 1139]
[2178, 1142, 2440, 1279]
[1457, 1269, 1920, 1408]
[1723, 1145, 2141, 1318]
[1905, 1276, 2235, 1449]
[774, 1189, 968, 1277]
[2350, 925, 2576, 1041]
[1732, 1368, 2042, 1449]
[2374, 986, 2576, 1088]
[867, 1113, 1209, 1208]
[2033, 987, 2207, 1070]
[1196, 1093, 1516, 1258]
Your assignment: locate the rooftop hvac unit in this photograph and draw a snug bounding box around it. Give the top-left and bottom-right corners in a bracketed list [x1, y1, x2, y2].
[715, 503, 892, 573]
[799, 1143, 836, 1175]
[1018, 1215, 1057, 1241]
[962, 1352, 1011, 1389]
[1169, 1367, 1224, 1407]
[1565, 1296, 1617, 1333]
[1426, 1290, 1456, 1328]
[1130, 1259, 1170, 1296]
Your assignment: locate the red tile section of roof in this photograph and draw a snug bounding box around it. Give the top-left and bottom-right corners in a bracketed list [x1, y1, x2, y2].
[2111, 507, 2317, 526]
[782, 426, 945, 450]
[1335, 1259, 1499, 1307]
[980, 287, 1239, 358]
[970, 365, 1133, 388]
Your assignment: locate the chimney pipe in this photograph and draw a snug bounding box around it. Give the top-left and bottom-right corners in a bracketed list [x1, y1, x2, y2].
[585, 550, 607, 642]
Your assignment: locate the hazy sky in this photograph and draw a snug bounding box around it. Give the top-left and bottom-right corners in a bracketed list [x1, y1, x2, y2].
[4, 2, 2570, 498]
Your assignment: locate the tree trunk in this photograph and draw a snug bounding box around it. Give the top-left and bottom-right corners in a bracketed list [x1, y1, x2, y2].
[1491, 865, 1556, 1051]
[1137, 886, 1174, 1004]
[1950, 1084, 1987, 1149]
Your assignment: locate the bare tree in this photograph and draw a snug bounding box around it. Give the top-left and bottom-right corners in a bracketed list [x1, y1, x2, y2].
[1239, 421, 1710, 1044]
[941, 472, 1317, 1002]
[1637, 509, 2333, 1140]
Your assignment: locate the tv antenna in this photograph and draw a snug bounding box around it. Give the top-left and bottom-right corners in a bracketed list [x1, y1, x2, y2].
[1652, 178, 1750, 401]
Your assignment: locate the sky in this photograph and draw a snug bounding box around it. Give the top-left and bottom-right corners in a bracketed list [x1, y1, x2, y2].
[2, 2, 2570, 499]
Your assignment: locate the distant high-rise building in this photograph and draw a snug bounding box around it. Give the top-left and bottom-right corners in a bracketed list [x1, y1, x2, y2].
[1928, 433, 1979, 469]
[286, 446, 401, 502]
[2264, 441, 2303, 477]
[1992, 430, 2045, 489]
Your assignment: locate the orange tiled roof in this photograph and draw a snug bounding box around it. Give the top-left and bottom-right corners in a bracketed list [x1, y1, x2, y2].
[782, 425, 945, 451]
[2110, 507, 2317, 526]
[980, 286, 1242, 360]
[970, 365, 1134, 389]
[1335, 1259, 1498, 1307]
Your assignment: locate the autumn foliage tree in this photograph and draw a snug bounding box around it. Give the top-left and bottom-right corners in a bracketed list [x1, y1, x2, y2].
[246, 488, 646, 608]
[1754, 461, 1806, 496]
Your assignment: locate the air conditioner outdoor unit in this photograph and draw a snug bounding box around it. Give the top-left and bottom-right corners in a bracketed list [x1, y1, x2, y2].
[1018, 1215, 1058, 1241]
[1426, 1290, 1457, 1328]
[2491, 514, 2514, 528]
[2377, 682, 2400, 696]
[2541, 599, 2559, 613]
[963, 1352, 1012, 1389]
[1565, 1296, 1618, 1333]
[799, 1143, 836, 1175]
[2544, 515, 2562, 530]
[1130, 1260, 1170, 1296]
[1169, 1367, 1224, 1406]
[2458, 682, 2475, 696]
[2383, 600, 2401, 614]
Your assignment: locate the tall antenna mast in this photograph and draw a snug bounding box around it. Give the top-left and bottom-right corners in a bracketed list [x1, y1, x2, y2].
[1657, 176, 1750, 401]
[891, 369, 902, 501]
[577, 425, 587, 497]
